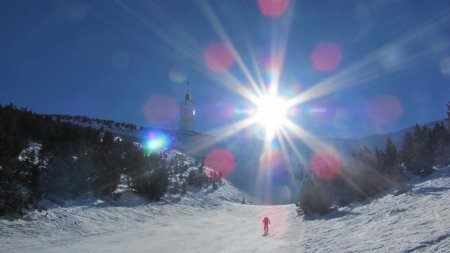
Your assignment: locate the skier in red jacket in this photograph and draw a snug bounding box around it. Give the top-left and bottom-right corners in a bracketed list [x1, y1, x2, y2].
[262, 216, 271, 235]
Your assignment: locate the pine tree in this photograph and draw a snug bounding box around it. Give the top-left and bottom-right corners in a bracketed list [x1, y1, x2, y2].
[401, 132, 416, 171]
[0, 159, 25, 216]
[383, 136, 407, 189]
[43, 149, 90, 199]
[417, 125, 434, 175]
[400, 125, 436, 176]
[17, 146, 44, 208]
[128, 153, 169, 201]
[297, 179, 331, 215]
[447, 101, 450, 124]
[383, 137, 401, 177]
[432, 122, 450, 165]
[89, 131, 121, 198]
[384, 137, 398, 166]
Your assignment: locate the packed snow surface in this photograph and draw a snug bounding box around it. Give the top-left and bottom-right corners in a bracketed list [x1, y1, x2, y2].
[1, 168, 449, 253]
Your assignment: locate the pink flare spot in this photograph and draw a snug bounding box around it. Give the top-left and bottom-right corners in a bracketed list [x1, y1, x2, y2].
[265, 58, 281, 72]
[367, 96, 403, 126]
[282, 187, 292, 202]
[205, 149, 236, 179]
[143, 96, 179, 126]
[203, 42, 235, 72]
[257, 0, 289, 17]
[310, 150, 342, 181]
[220, 105, 235, 120]
[310, 42, 342, 72]
[259, 206, 288, 237]
[214, 100, 236, 120]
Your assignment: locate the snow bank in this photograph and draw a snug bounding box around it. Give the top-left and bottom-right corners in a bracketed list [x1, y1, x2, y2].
[1, 169, 449, 252]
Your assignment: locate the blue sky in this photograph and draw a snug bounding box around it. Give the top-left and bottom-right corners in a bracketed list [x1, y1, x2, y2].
[1, 0, 450, 139]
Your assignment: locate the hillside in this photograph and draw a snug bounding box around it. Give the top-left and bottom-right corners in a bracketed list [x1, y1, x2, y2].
[1, 166, 449, 252]
[1, 107, 449, 252]
[49, 113, 449, 204]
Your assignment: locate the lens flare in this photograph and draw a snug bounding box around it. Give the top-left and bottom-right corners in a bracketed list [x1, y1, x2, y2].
[367, 95, 403, 126]
[257, 0, 289, 17]
[310, 42, 342, 72]
[265, 58, 281, 79]
[143, 95, 179, 126]
[309, 106, 328, 114]
[204, 148, 236, 179]
[145, 131, 171, 153]
[281, 186, 292, 202]
[310, 150, 342, 181]
[203, 42, 235, 72]
[169, 69, 188, 83]
[212, 99, 238, 120]
[258, 206, 288, 238]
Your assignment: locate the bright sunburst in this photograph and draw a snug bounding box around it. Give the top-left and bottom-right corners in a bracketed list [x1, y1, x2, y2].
[156, 0, 447, 203]
[254, 94, 289, 139]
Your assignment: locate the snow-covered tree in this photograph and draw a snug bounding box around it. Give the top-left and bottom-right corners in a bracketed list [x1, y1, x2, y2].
[297, 179, 331, 215]
[128, 153, 169, 201]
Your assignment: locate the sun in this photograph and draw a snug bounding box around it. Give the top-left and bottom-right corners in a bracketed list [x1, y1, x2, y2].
[255, 94, 289, 139]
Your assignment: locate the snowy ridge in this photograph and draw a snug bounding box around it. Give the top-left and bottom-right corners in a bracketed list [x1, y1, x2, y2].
[1, 166, 449, 252]
[0, 178, 254, 252]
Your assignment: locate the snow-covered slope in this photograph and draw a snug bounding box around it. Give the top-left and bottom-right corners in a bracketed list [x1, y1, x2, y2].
[1, 167, 449, 252]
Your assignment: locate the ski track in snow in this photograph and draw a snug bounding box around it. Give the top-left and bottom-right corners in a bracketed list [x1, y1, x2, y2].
[1, 169, 449, 253]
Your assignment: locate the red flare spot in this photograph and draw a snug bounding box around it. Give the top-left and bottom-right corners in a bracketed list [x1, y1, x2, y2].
[311, 150, 342, 181]
[257, 0, 289, 17]
[265, 58, 281, 72]
[311, 42, 342, 72]
[203, 42, 235, 72]
[367, 96, 403, 126]
[143, 96, 178, 126]
[259, 206, 288, 237]
[205, 149, 236, 179]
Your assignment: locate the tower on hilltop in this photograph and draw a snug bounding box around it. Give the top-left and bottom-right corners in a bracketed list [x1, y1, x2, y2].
[179, 81, 195, 131]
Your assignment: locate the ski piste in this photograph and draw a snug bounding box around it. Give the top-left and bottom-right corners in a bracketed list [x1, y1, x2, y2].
[1, 167, 450, 252]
